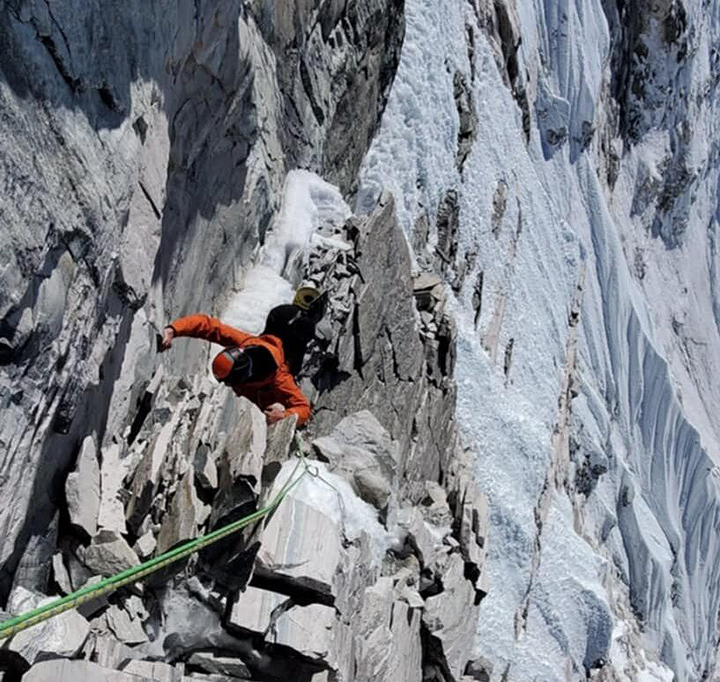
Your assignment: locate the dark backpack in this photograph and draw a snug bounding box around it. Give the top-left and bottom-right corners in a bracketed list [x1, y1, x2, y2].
[263, 301, 324, 376]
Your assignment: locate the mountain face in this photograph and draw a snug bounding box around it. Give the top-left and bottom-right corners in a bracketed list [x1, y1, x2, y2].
[0, 0, 403, 578]
[0, 2, 487, 681]
[359, 0, 720, 679]
[1, 0, 720, 681]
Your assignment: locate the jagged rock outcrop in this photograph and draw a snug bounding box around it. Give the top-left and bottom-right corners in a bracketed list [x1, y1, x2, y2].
[0, 1, 493, 680]
[300, 192, 462, 507]
[65, 435, 101, 539]
[23, 659, 157, 682]
[2, 192, 488, 682]
[4, 586, 90, 670]
[0, 0, 405, 600]
[313, 410, 398, 509]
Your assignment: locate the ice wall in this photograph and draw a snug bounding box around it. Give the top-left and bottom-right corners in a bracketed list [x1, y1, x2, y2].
[360, 0, 720, 678]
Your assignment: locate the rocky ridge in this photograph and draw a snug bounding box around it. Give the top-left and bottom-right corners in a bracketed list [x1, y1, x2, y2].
[0, 0, 404, 598]
[0, 0, 491, 679]
[1, 195, 489, 682]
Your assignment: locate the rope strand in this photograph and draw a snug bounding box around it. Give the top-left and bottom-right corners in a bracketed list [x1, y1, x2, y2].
[0, 448, 310, 640]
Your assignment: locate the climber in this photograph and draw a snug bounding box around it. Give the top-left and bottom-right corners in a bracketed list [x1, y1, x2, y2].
[158, 313, 311, 426]
[262, 286, 327, 375]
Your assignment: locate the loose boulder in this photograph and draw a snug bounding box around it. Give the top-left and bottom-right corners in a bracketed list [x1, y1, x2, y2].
[312, 411, 398, 509]
[79, 530, 140, 576]
[66, 435, 101, 538]
[6, 587, 90, 666]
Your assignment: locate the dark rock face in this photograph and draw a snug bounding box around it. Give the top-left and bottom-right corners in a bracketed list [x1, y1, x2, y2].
[0, 0, 405, 598]
[0, 2, 489, 681]
[247, 0, 406, 196]
[300, 193, 461, 503]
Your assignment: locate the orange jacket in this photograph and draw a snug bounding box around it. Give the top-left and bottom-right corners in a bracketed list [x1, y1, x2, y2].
[169, 314, 311, 426]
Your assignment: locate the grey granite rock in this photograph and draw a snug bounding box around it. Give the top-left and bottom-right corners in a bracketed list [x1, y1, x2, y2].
[98, 443, 131, 534]
[60, 545, 88, 594]
[134, 530, 157, 559]
[227, 585, 289, 636]
[106, 603, 148, 645]
[76, 574, 111, 618]
[9, 511, 58, 595]
[196, 501, 212, 528]
[249, 0, 405, 195]
[261, 414, 298, 488]
[256, 490, 342, 601]
[194, 444, 218, 492]
[122, 660, 185, 682]
[23, 659, 154, 682]
[156, 470, 200, 555]
[423, 554, 478, 680]
[126, 419, 175, 533]
[387, 600, 423, 682]
[186, 652, 251, 678]
[81, 632, 136, 671]
[306, 196, 426, 445]
[271, 602, 335, 662]
[195, 401, 268, 588]
[0, 0, 404, 603]
[52, 552, 73, 594]
[332, 530, 380, 625]
[6, 586, 90, 666]
[103, 596, 149, 646]
[312, 410, 398, 509]
[453, 71, 478, 172]
[352, 576, 423, 682]
[66, 435, 101, 538]
[210, 402, 266, 529]
[403, 384, 459, 505]
[79, 530, 140, 576]
[397, 507, 442, 569]
[353, 577, 394, 681]
[455, 479, 489, 594]
[145, 579, 240, 659]
[420, 482, 454, 527]
[303, 194, 457, 504]
[126, 594, 150, 620]
[413, 273, 444, 312]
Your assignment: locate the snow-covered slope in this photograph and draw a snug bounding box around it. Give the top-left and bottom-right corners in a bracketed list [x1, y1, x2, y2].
[360, 0, 720, 679]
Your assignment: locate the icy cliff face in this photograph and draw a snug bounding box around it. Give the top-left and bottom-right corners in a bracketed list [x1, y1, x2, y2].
[360, 0, 720, 679]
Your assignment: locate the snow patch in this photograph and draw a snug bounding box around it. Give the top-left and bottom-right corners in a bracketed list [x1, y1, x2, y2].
[223, 170, 350, 333]
[607, 621, 675, 682]
[270, 459, 397, 569]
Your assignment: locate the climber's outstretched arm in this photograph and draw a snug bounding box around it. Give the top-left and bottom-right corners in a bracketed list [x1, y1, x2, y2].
[159, 314, 253, 351]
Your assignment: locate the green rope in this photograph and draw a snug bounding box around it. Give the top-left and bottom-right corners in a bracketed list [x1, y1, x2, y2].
[0, 452, 310, 641]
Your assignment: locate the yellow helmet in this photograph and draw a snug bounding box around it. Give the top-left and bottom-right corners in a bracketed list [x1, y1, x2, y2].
[293, 286, 323, 312]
